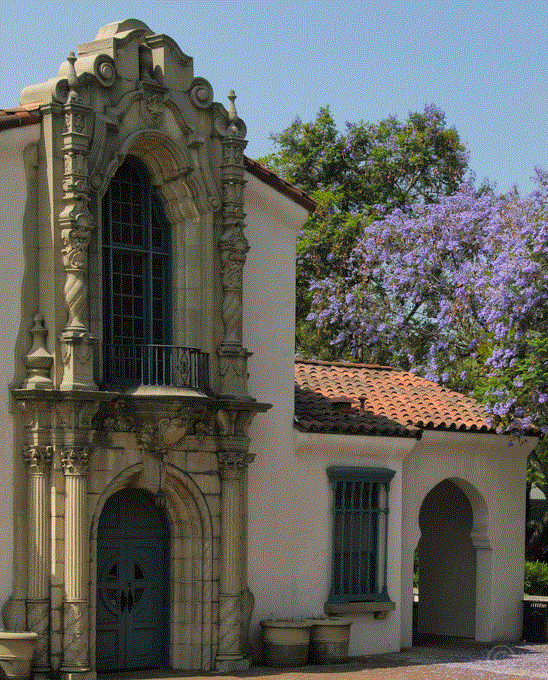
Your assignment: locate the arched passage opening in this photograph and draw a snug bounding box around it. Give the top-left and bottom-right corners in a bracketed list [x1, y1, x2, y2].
[416, 479, 476, 640]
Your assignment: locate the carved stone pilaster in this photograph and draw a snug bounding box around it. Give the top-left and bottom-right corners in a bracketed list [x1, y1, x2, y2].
[216, 91, 251, 398]
[215, 448, 254, 671]
[59, 52, 97, 391]
[24, 446, 52, 678]
[61, 448, 89, 676]
[62, 600, 89, 671]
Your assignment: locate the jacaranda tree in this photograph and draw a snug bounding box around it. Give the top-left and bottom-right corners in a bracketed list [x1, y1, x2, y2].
[306, 172, 548, 557]
[260, 105, 469, 356]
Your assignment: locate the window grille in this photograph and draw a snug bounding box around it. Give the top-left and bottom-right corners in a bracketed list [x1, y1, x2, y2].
[327, 466, 395, 603]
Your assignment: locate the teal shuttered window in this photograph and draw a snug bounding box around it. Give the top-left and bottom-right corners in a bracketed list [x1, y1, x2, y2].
[327, 467, 395, 603]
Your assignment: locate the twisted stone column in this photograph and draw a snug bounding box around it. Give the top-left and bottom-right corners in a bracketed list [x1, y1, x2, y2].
[215, 450, 254, 671]
[24, 446, 52, 680]
[60, 448, 90, 679]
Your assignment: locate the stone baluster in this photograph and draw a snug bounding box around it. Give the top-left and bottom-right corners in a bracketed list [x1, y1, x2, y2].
[24, 445, 53, 680]
[60, 447, 90, 679]
[215, 449, 254, 671]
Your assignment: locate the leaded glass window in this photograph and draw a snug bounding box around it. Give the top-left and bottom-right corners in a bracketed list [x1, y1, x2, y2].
[102, 156, 172, 385]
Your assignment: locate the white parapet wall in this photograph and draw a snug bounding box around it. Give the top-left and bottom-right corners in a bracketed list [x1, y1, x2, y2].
[0, 123, 40, 614]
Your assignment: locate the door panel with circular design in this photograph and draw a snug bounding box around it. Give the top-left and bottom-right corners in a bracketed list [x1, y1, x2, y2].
[97, 489, 169, 672]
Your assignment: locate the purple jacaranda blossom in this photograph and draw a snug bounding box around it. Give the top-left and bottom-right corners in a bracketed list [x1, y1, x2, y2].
[307, 170, 548, 432]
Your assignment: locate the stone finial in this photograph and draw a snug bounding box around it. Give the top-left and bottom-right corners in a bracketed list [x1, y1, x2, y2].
[23, 314, 53, 389]
[227, 90, 241, 135]
[66, 52, 79, 94]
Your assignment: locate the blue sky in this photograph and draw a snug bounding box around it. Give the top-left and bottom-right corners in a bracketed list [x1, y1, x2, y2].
[1, 0, 547, 195]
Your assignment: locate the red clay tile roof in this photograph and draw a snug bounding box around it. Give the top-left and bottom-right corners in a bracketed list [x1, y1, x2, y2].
[0, 103, 42, 131]
[244, 157, 316, 212]
[0, 105, 316, 212]
[295, 359, 492, 437]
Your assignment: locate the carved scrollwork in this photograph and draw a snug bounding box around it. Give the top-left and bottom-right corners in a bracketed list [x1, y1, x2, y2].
[102, 400, 135, 433]
[140, 94, 165, 127]
[189, 77, 213, 109]
[23, 446, 53, 475]
[62, 600, 88, 668]
[136, 406, 215, 454]
[61, 448, 90, 475]
[217, 450, 255, 472]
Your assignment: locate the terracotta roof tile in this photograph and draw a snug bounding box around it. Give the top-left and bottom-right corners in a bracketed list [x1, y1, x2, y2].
[244, 157, 316, 212]
[295, 359, 492, 437]
[0, 103, 42, 131]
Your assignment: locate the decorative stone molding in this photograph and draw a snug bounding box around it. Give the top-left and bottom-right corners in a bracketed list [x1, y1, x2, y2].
[217, 450, 255, 475]
[62, 600, 89, 670]
[61, 447, 90, 476]
[215, 91, 251, 398]
[27, 600, 50, 677]
[59, 53, 97, 391]
[23, 446, 52, 475]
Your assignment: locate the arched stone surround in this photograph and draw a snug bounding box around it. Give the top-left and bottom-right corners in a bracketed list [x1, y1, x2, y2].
[88, 460, 218, 672]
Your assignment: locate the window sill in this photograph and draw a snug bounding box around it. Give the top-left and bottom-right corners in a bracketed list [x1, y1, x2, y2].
[325, 600, 395, 619]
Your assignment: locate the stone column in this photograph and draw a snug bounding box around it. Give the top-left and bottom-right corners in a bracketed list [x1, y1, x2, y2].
[216, 92, 251, 398]
[24, 445, 53, 680]
[59, 52, 96, 391]
[60, 447, 90, 679]
[215, 450, 254, 672]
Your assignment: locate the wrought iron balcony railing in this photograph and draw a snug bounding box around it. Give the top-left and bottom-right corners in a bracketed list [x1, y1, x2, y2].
[103, 345, 209, 390]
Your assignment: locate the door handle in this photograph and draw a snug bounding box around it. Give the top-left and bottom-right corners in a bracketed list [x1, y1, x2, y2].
[120, 590, 126, 613]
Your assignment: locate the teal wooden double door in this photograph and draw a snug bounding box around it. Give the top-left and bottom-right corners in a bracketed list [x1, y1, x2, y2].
[96, 489, 169, 672]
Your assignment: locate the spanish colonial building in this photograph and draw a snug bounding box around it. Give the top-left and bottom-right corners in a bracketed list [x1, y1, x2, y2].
[0, 19, 537, 679]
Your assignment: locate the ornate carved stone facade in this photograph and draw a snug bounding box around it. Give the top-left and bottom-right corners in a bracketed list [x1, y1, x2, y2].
[9, 19, 269, 678]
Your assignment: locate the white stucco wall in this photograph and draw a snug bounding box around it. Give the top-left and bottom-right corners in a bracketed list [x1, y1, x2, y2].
[241, 172, 536, 660]
[243, 173, 409, 657]
[401, 430, 536, 648]
[0, 124, 40, 615]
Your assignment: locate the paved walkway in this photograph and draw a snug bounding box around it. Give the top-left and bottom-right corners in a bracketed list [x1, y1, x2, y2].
[102, 640, 548, 680]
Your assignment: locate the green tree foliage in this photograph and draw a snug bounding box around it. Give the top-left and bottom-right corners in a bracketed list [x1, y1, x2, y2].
[260, 105, 469, 357]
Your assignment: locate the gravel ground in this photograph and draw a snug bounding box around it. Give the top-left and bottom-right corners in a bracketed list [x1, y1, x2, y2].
[101, 641, 548, 680]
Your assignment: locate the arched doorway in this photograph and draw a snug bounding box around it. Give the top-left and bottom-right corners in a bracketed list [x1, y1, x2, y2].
[416, 479, 476, 639]
[96, 488, 169, 672]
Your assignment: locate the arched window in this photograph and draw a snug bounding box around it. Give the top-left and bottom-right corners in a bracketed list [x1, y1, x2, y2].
[102, 156, 172, 386]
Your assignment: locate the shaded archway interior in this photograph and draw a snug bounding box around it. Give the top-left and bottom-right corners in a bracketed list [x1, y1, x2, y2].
[417, 479, 476, 639]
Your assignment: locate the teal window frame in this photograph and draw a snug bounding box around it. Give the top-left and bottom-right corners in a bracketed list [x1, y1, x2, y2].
[102, 155, 172, 385]
[327, 466, 395, 603]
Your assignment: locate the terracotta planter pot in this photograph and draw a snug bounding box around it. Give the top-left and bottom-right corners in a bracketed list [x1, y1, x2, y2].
[261, 619, 312, 667]
[309, 617, 351, 663]
[0, 632, 38, 680]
